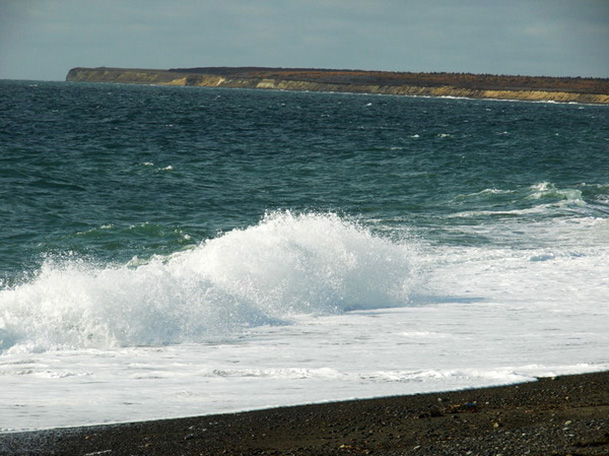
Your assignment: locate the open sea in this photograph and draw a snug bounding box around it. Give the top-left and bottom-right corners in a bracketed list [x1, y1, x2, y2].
[1, 80, 608, 432]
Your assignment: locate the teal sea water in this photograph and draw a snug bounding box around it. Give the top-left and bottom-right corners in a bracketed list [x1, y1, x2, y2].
[1, 80, 609, 431]
[2, 80, 607, 284]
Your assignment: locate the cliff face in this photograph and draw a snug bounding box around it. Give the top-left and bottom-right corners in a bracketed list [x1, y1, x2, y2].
[66, 68, 185, 85]
[66, 67, 609, 104]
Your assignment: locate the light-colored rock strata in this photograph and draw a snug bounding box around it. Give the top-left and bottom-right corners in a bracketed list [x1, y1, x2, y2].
[66, 68, 609, 104]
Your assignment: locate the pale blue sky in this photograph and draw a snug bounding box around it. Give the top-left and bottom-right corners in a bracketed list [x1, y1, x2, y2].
[1, 0, 608, 81]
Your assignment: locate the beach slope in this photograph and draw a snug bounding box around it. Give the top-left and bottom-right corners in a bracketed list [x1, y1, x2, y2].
[2, 371, 608, 455]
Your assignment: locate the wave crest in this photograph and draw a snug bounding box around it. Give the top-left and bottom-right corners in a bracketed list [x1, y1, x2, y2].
[0, 212, 418, 353]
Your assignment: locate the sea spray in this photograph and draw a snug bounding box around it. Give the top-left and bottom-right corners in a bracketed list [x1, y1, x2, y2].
[0, 212, 418, 353]
[2, 82, 609, 431]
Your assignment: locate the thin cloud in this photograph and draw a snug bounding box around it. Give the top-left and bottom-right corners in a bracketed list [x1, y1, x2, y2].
[1, 0, 607, 80]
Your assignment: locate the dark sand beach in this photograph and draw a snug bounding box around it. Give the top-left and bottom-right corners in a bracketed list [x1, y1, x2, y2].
[2, 371, 608, 455]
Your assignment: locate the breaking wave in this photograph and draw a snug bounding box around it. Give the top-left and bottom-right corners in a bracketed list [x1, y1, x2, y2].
[0, 212, 418, 353]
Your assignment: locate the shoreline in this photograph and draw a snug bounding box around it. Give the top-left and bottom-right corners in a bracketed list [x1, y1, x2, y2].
[2, 371, 608, 455]
[66, 67, 609, 105]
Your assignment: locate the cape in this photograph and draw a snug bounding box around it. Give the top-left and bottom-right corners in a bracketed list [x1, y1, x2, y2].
[66, 66, 609, 104]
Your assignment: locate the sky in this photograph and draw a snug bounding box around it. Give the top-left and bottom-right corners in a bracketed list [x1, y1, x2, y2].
[1, 0, 608, 81]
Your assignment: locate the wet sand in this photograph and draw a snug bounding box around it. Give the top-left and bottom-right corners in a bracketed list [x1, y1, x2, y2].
[2, 371, 608, 455]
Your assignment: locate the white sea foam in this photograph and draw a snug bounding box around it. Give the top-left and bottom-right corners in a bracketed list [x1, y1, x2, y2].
[453, 182, 588, 209]
[0, 212, 417, 353]
[1, 211, 608, 432]
[527, 181, 585, 203]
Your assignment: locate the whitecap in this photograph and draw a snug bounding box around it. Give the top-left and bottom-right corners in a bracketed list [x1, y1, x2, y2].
[0, 212, 419, 353]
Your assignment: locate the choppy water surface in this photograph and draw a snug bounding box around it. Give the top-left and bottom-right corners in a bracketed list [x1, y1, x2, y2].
[1, 80, 608, 431]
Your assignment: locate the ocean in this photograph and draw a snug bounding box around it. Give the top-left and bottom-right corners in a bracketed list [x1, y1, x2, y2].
[1, 80, 608, 432]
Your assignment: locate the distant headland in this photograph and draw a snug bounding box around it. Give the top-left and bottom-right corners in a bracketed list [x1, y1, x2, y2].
[66, 67, 609, 104]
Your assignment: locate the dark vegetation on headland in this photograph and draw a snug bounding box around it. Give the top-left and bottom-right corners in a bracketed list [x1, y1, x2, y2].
[171, 66, 609, 94]
[66, 66, 609, 103]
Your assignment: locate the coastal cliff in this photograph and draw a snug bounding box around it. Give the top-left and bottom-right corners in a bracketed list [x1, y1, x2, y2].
[66, 67, 609, 104]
